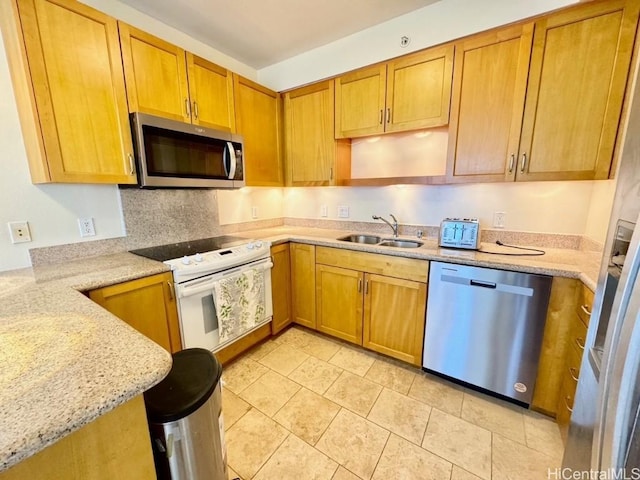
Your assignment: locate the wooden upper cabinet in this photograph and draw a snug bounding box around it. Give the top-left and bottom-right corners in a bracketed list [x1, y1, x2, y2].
[119, 23, 190, 122]
[285, 80, 351, 186]
[335, 65, 387, 138]
[119, 24, 236, 131]
[518, 0, 639, 181]
[233, 75, 283, 186]
[446, 24, 534, 183]
[0, 0, 136, 184]
[335, 46, 454, 139]
[186, 53, 236, 131]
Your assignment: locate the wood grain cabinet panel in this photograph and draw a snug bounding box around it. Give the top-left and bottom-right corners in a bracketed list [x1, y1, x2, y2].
[271, 243, 293, 335]
[335, 46, 453, 139]
[316, 265, 363, 344]
[363, 274, 426, 366]
[234, 75, 283, 186]
[0, 0, 136, 184]
[285, 80, 351, 186]
[518, 0, 639, 181]
[446, 24, 533, 183]
[88, 272, 182, 353]
[120, 24, 236, 132]
[290, 243, 316, 329]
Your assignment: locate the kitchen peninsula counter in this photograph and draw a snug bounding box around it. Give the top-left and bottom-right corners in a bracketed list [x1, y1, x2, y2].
[0, 253, 172, 472]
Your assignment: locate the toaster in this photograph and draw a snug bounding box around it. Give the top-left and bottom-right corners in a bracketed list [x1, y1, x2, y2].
[439, 218, 481, 250]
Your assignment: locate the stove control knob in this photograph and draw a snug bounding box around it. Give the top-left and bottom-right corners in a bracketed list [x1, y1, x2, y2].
[194, 253, 204, 262]
[181, 255, 191, 265]
[246, 242, 255, 250]
[255, 240, 263, 248]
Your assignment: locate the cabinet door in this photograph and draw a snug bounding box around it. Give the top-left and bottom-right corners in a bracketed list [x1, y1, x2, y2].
[271, 243, 292, 335]
[316, 265, 363, 345]
[335, 64, 386, 138]
[285, 80, 337, 186]
[518, 0, 639, 181]
[8, 0, 135, 184]
[446, 24, 533, 183]
[89, 272, 181, 353]
[186, 53, 236, 132]
[234, 75, 283, 186]
[386, 45, 454, 133]
[363, 274, 426, 366]
[119, 23, 190, 122]
[290, 243, 316, 329]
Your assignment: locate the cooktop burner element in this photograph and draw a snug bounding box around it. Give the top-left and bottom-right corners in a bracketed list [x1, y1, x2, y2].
[130, 235, 271, 282]
[129, 235, 247, 262]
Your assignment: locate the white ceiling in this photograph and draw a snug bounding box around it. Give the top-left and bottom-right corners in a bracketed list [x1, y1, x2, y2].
[117, 0, 440, 68]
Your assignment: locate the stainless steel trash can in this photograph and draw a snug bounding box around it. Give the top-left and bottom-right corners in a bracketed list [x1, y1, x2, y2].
[144, 348, 227, 480]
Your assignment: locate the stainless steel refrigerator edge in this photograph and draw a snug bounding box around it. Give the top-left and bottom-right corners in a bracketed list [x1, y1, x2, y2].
[562, 49, 640, 471]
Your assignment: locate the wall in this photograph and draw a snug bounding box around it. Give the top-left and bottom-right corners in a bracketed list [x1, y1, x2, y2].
[283, 182, 598, 235]
[258, 0, 577, 91]
[584, 180, 616, 245]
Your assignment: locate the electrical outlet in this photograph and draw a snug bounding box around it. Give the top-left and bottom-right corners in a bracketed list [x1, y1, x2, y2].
[8, 221, 32, 243]
[251, 206, 258, 219]
[337, 205, 350, 218]
[78, 218, 96, 237]
[493, 212, 506, 228]
[320, 205, 328, 218]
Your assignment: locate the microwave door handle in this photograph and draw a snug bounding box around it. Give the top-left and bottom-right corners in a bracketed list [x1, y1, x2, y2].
[226, 142, 237, 180]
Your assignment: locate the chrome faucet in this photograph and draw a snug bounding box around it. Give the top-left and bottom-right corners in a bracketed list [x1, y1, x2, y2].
[372, 214, 399, 238]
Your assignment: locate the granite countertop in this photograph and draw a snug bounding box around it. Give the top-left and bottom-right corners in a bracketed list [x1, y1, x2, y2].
[233, 226, 602, 291]
[0, 253, 173, 471]
[0, 228, 602, 472]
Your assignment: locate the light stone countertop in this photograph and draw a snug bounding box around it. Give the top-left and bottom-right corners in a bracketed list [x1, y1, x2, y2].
[234, 226, 602, 291]
[0, 253, 173, 471]
[0, 229, 602, 472]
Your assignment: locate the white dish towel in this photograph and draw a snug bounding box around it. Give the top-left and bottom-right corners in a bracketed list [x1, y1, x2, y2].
[212, 266, 266, 344]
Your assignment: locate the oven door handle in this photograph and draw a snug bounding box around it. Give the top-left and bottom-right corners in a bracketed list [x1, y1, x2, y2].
[176, 279, 217, 299]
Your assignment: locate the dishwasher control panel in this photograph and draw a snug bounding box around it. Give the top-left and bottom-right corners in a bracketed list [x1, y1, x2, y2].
[439, 218, 480, 250]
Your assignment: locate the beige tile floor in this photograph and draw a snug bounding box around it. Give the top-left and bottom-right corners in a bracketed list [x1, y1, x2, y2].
[222, 326, 563, 480]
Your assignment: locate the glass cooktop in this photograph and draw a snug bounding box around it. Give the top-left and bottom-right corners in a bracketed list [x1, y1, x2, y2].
[129, 235, 248, 262]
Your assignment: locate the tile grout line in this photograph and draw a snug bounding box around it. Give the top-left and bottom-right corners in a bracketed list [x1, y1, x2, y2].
[248, 431, 291, 480]
[368, 430, 392, 480]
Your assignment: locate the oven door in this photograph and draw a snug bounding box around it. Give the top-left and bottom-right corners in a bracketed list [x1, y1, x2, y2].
[174, 258, 273, 352]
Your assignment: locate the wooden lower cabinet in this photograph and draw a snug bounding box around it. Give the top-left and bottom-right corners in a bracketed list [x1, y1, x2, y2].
[0, 396, 155, 480]
[271, 243, 293, 334]
[88, 272, 182, 353]
[290, 243, 316, 329]
[363, 274, 427, 366]
[315, 247, 428, 366]
[316, 264, 363, 344]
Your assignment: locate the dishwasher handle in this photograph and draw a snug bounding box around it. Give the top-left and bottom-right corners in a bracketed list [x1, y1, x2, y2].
[470, 279, 497, 289]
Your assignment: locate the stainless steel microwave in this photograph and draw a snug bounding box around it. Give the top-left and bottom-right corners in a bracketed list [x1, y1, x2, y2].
[129, 112, 244, 188]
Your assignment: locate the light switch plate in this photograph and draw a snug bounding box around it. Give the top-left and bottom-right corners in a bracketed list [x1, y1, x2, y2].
[337, 205, 350, 218]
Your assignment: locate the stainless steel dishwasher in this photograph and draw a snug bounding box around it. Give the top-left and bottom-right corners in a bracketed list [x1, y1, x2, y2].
[423, 261, 552, 405]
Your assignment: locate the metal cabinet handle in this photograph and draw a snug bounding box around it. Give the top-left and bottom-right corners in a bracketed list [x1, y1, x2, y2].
[127, 153, 135, 175]
[564, 396, 573, 413]
[329, 167, 333, 181]
[379, 109, 383, 125]
[581, 304, 592, 316]
[167, 281, 174, 301]
[569, 367, 579, 381]
[386, 108, 391, 124]
[508, 154, 515, 173]
[185, 98, 191, 118]
[358, 278, 363, 293]
[520, 153, 527, 173]
[193, 101, 199, 119]
[575, 337, 585, 350]
[365, 280, 369, 294]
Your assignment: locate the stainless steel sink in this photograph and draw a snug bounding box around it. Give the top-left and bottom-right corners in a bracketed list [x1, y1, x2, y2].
[337, 234, 382, 244]
[337, 234, 423, 248]
[378, 239, 423, 248]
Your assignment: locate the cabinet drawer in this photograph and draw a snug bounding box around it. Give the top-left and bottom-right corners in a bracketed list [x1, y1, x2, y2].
[570, 313, 588, 357]
[566, 336, 583, 379]
[316, 246, 429, 282]
[576, 283, 594, 327]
